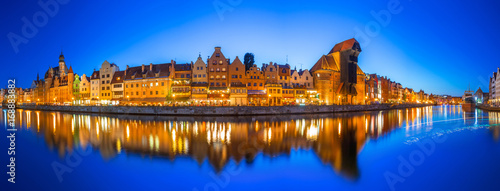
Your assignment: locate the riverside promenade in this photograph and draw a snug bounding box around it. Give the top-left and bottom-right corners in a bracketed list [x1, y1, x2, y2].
[17, 104, 432, 116]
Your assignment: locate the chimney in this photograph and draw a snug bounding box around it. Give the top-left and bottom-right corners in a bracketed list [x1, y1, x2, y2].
[142, 64, 145, 73]
[150, 63, 153, 71]
[125, 65, 128, 76]
[171, 59, 175, 65]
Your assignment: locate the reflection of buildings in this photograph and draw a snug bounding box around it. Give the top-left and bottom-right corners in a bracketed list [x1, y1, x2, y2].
[5, 107, 450, 179]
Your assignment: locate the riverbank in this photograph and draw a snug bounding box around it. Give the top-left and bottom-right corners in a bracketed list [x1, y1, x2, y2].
[477, 104, 500, 111]
[16, 104, 432, 116]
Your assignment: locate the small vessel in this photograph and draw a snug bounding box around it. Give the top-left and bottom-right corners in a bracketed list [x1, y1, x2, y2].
[462, 84, 475, 112]
[462, 97, 475, 112]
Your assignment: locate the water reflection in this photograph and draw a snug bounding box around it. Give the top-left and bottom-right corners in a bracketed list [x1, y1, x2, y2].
[4, 106, 499, 180]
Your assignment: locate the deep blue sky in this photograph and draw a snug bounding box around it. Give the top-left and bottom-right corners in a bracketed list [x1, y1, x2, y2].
[1, 0, 499, 96]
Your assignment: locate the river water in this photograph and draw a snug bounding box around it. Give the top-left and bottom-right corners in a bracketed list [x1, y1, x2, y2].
[2, 106, 500, 190]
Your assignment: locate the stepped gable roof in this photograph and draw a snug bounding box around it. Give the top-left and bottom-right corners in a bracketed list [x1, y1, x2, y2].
[329, 38, 360, 54]
[111, 71, 125, 84]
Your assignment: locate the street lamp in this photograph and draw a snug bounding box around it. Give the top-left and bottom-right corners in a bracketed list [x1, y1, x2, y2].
[268, 94, 271, 106]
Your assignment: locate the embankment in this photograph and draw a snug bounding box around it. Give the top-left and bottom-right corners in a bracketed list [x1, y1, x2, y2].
[17, 104, 432, 116]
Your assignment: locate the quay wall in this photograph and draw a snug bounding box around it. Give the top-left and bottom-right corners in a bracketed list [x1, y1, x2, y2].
[17, 104, 433, 116]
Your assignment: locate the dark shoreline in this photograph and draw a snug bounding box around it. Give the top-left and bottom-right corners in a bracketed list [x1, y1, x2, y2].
[16, 104, 434, 116]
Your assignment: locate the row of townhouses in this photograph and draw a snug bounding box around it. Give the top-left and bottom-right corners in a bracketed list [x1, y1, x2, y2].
[1, 39, 436, 106]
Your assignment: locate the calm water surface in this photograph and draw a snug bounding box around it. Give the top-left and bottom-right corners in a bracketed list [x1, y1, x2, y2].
[2, 106, 500, 191]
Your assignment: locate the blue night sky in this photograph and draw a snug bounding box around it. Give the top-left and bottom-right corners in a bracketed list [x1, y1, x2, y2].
[1, 0, 500, 96]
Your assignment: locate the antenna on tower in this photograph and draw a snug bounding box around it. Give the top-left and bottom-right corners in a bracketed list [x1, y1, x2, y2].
[286, 55, 288, 64]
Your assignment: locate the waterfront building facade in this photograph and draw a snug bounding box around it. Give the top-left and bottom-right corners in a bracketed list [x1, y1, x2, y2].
[192, 55, 208, 84]
[90, 70, 100, 102]
[262, 62, 278, 84]
[98, 61, 119, 104]
[246, 64, 267, 106]
[79, 74, 91, 104]
[172, 63, 192, 104]
[123, 63, 173, 105]
[111, 71, 125, 103]
[277, 64, 291, 88]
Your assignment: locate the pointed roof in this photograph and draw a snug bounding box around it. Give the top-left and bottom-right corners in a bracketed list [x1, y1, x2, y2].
[59, 51, 64, 61]
[329, 38, 361, 54]
[209, 46, 227, 60]
[231, 56, 244, 66]
[68, 65, 73, 73]
[475, 87, 483, 95]
[310, 54, 339, 73]
[194, 54, 206, 66]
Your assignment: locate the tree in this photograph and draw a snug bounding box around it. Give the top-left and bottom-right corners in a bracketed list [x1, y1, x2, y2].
[244, 53, 255, 71]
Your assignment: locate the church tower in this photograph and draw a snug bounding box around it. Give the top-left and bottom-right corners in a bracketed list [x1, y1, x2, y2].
[59, 51, 67, 76]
